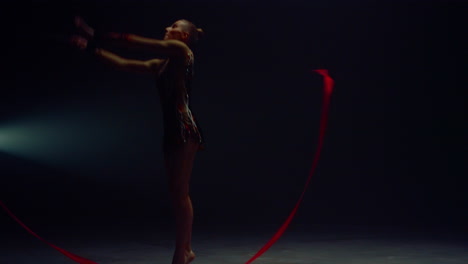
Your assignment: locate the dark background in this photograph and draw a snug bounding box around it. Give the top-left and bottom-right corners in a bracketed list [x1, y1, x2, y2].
[1, 0, 466, 235]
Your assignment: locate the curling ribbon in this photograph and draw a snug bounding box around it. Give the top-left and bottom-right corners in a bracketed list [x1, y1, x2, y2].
[0, 200, 98, 264]
[244, 69, 334, 264]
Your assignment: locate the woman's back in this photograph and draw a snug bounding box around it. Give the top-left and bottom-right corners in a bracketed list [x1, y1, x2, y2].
[156, 52, 204, 151]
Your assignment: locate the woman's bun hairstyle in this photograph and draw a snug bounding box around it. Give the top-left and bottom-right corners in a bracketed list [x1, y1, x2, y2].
[182, 19, 204, 47]
[196, 28, 205, 39]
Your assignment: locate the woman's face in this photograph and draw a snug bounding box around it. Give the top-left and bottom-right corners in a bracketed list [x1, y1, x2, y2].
[164, 20, 189, 42]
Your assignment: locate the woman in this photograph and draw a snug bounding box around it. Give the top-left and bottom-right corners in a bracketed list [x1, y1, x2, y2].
[71, 17, 205, 264]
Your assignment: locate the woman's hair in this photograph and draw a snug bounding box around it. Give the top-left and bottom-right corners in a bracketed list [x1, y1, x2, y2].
[181, 19, 204, 47]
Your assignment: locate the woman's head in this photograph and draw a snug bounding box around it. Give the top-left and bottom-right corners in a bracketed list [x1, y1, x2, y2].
[164, 19, 204, 47]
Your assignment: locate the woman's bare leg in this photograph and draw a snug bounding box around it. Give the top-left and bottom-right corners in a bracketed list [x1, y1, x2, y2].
[165, 140, 199, 264]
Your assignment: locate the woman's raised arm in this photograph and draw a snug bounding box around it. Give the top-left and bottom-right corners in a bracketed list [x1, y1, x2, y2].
[102, 33, 190, 58]
[70, 35, 166, 74]
[75, 16, 189, 58]
[96, 48, 166, 74]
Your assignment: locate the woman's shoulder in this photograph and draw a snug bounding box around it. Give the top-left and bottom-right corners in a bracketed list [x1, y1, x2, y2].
[169, 50, 194, 66]
[165, 51, 193, 75]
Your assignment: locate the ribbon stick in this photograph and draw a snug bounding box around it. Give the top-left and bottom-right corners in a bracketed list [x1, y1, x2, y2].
[0, 200, 98, 264]
[244, 69, 334, 264]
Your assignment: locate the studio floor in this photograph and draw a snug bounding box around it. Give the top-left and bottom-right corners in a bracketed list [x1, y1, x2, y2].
[1, 223, 467, 264]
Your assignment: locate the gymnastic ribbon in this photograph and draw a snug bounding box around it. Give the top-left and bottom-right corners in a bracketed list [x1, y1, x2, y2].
[244, 69, 334, 264]
[0, 69, 333, 264]
[0, 200, 99, 264]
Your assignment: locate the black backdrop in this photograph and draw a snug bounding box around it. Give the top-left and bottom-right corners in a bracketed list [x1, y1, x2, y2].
[1, 0, 465, 233]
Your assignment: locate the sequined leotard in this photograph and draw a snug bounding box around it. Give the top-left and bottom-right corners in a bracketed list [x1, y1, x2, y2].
[156, 52, 205, 153]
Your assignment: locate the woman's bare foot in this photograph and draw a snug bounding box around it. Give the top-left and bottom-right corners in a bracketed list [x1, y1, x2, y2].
[187, 250, 196, 263]
[172, 249, 196, 264]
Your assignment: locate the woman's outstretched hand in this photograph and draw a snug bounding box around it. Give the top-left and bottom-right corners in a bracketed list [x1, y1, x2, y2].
[74, 16, 95, 39]
[69, 35, 89, 50]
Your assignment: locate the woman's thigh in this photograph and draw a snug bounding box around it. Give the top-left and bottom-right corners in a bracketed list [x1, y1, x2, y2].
[164, 139, 200, 190]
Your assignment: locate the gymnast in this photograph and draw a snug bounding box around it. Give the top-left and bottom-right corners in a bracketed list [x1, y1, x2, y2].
[70, 16, 205, 264]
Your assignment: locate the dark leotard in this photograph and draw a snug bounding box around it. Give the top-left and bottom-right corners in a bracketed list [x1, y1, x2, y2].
[156, 52, 205, 153]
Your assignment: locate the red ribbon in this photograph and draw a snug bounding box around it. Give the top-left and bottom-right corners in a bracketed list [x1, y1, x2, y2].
[244, 69, 334, 264]
[1, 69, 333, 264]
[0, 200, 99, 264]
